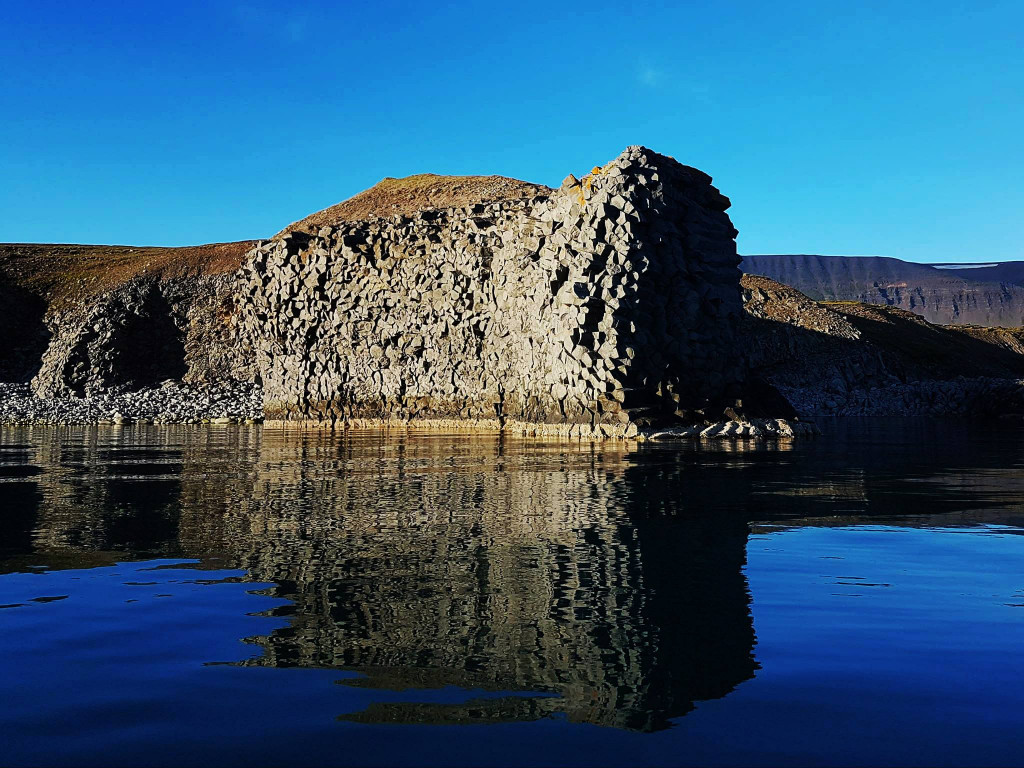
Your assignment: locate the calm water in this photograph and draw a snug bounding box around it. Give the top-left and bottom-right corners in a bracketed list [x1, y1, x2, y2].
[0, 421, 1022, 767]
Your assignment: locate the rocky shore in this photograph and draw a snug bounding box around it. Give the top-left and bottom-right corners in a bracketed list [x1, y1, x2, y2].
[0, 380, 814, 440]
[0, 381, 262, 425]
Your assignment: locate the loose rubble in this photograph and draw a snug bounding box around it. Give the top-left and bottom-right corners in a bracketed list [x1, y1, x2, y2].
[0, 380, 262, 425]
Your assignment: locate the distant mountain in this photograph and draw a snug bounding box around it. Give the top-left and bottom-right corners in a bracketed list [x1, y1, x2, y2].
[928, 261, 1024, 284]
[740, 254, 1024, 327]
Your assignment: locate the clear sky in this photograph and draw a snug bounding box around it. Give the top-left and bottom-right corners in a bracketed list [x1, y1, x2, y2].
[1, 0, 1021, 262]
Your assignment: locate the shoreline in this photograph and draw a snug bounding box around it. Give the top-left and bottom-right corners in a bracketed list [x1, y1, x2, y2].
[0, 381, 262, 426]
[0, 381, 815, 440]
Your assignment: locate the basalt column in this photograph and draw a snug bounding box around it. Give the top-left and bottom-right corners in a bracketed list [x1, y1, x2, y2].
[237, 146, 746, 436]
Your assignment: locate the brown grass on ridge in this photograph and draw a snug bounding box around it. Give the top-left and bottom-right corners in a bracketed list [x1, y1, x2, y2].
[0, 241, 257, 307]
[1, 173, 551, 307]
[276, 173, 551, 237]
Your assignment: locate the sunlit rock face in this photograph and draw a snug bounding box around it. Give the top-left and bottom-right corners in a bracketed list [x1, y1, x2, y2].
[237, 146, 748, 437]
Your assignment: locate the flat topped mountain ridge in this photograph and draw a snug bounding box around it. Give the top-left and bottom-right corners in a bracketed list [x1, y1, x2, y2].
[742, 253, 1024, 327]
[276, 173, 552, 237]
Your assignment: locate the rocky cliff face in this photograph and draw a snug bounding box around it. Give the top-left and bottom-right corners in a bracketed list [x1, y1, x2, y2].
[741, 274, 1024, 416]
[0, 242, 256, 395]
[237, 146, 756, 437]
[30, 275, 253, 398]
[12, 148, 1022, 430]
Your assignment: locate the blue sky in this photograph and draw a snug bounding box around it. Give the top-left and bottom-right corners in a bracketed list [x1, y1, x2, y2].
[1, 0, 1021, 262]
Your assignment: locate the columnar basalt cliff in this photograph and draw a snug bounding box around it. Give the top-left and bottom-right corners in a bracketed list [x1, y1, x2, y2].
[237, 146, 781, 437]
[22, 147, 1024, 430]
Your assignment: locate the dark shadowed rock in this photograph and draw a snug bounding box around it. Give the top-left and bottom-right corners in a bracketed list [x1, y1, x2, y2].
[740, 274, 1024, 416]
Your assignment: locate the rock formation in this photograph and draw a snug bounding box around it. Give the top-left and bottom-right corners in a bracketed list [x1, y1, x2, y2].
[5, 426, 759, 731]
[742, 274, 1024, 416]
[18, 146, 1024, 431]
[0, 242, 256, 397]
[30, 275, 253, 398]
[237, 146, 785, 437]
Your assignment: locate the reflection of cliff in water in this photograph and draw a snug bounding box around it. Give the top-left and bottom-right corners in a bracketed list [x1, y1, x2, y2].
[1, 427, 758, 732]
[175, 431, 758, 732]
[0, 426, 194, 569]
[7, 421, 1022, 730]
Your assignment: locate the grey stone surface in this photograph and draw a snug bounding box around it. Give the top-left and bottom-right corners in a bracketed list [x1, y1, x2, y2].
[1, 146, 820, 438]
[237, 146, 752, 437]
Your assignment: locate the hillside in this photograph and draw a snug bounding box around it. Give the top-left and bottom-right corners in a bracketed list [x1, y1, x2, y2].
[742, 274, 1024, 379]
[0, 241, 256, 307]
[741, 254, 1024, 327]
[0, 174, 551, 306]
[742, 274, 1024, 416]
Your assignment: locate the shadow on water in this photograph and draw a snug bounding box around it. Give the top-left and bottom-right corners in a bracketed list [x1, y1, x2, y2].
[1, 418, 1024, 732]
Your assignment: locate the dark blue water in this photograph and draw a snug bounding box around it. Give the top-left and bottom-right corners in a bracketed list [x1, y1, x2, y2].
[0, 421, 1022, 766]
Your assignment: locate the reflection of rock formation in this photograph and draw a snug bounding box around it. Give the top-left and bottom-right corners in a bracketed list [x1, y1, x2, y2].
[0, 426, 186, 559]
[5, 422, 1024, 731]
[247, 512, 753, 732]
[15, 421, 1024, 729]
[0, 426, 759, 732]
[0, 462, 41, 562]
[171, 430, 758, 732]
[9, 422, 1024, 729]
